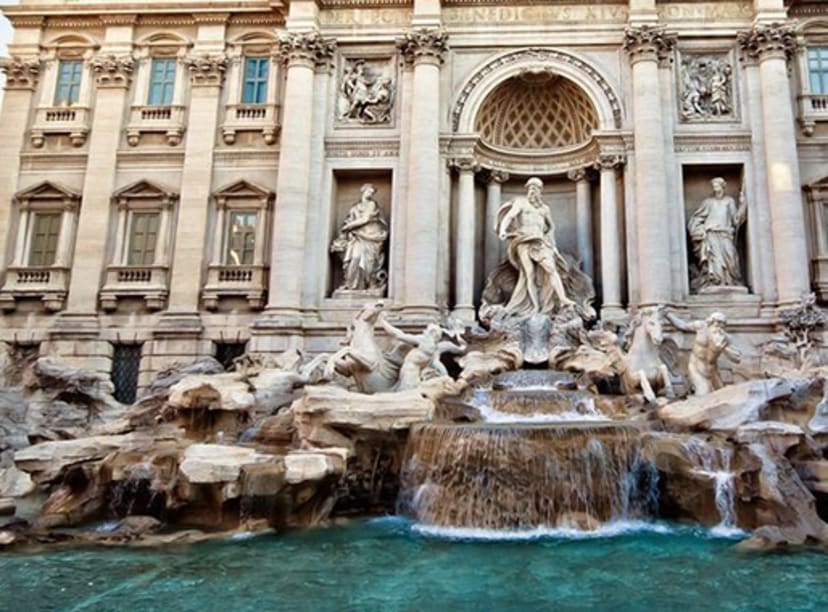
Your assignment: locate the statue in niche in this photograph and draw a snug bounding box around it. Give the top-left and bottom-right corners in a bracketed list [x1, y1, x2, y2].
[666, 310, 741, 396]
[687, 177, 747, 291]
[331, 183, 389, 296]
[680, 55, 734, 121]
[481, 177, 596, 321]
[338, 59, 395, 125]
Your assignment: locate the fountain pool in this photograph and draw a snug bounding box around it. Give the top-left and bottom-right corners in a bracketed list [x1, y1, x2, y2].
[1, 518, 827, 611]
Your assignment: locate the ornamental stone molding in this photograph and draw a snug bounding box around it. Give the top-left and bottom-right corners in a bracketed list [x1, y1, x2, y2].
[593, 154, 625, 171]
[184, 53, 228, 86]
[567, 168, 587, 182]
[396, 28, 449, 66]
[736, 23, 798, 63]
[91, 54, 135, 88]
[679, 54, 735, 122]
[277, 31, 337, 68]
[623, 25, 677, 64]
[0, 56, 40, 90]
[448, 156, 481, 172]
[487, 170, 510, 184]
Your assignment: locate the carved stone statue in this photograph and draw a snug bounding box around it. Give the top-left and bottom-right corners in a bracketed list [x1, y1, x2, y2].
[481, 177, 596, 321]
[331, 184, 388, 296]
[378, 313, 467, 391]
[687, 177, 747, 291]
[666, 310, 741, 396]
[338, 59, 395, 125]
[680, 55, 733, 121]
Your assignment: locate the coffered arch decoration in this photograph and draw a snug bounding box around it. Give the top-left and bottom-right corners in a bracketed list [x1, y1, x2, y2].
[451, 47, 623, 134]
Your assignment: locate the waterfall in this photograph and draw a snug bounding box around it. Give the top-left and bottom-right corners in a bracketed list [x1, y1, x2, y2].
[681, 438, 739, 533]
[398, 422, 657, 530]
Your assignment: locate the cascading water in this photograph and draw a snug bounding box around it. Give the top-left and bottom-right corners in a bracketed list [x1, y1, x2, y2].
[398, 421, 658, 530]
[681, 438, 740, 534]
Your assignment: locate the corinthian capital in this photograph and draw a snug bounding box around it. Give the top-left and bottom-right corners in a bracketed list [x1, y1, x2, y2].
[737, 23, 798, 63]
[277, 31, 336, 68]
[0, 56, 40, 90]
[184, 53, 228, 87]
[91, 54, 134, 88]
[623, 25, 677, 64]
[594, 154, 625, 171]
[397, 28, 449, 66]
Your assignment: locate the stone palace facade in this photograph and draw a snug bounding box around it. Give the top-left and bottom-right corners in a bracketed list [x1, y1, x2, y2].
[0, 0, 827, 397]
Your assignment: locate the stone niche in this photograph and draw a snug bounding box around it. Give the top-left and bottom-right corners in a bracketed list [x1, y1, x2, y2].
[328, 170, 393, 298]
[682, 164, 749, 294]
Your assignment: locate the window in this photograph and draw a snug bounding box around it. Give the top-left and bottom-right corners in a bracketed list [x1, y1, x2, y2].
[226, 211, 257, 265]
[55, 60, 83, 105]
[242, 57, 269, 105]
[809, 48, 828, 95]
[111, 344, 142, 404]
[148, 58, 177, 106]
[127, 212, 160, 266]
[28, 213, 61, 267]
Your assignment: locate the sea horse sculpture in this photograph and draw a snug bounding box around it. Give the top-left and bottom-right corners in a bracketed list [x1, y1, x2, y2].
[618, 306, 676, 403]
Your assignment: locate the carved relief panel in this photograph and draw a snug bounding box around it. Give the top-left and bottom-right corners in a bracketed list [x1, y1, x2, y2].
[335, 57, 396, 126]
[678, 52, 737, 123]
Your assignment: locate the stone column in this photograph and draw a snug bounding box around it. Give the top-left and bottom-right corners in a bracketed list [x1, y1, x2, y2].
[596, 155, 625, 316]
[738, 24, 809, 304]
[451, 157, 478, 321]
[53, 202, 77, 268]
[397, 28, 448, 314]
[264, 31, 335, 318]
[623, 25, 676, 306]
[12, 208, 30, 266]
[0, 57, 40, 275]
[63, 54, 135, 315]
[154, 199, 172, 266]
[210, 198, 227, 267]
[484, 170, 508, 276]
[162, 53, 227, 323]
[568, 168, 593, 278]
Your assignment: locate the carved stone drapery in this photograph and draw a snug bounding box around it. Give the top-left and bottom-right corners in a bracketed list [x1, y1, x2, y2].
[396, 28, 449, 66]
[737, 23, 798, 63]
[679, 54, 734, 121]
[277, 31, 336, 69]
[623, 25, 677, 64]
[184, 54, 228, 87]
[91, 54, 135, 88]
[0, 56, 40, 90]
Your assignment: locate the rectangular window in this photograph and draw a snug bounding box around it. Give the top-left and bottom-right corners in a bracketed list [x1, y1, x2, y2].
[111, 344, 142, 404]
[54, 60, 83, 105]
[242, 57, 269, 105]
[809, 47, 828, 95]
[226, 211, 257, 265]
[28, 213, 61, 267]
[127, 212, 160, 266]
[148, 58, 177, 106]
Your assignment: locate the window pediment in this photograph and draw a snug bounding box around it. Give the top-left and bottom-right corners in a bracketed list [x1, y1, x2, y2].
[113, 179, 178, 207]
[15, 181, 81, 207]
[214, 180, 273, 207]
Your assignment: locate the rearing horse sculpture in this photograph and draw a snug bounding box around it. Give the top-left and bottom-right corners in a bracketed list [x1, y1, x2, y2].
[619, 306, 675, 403]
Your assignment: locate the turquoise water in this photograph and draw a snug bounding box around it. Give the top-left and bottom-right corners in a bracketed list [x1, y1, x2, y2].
[1, 518, 827, 612]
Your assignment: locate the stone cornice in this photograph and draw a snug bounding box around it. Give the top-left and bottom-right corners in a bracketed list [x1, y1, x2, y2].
[396, 28, 449, 66]
[737, 23, 798, 63]
[623, 25, 677, 64]
[184, 53, 228, 87]
[1, 56, 41, 91]
[91, 54, 135, 88]
[277, 31, 337, 69]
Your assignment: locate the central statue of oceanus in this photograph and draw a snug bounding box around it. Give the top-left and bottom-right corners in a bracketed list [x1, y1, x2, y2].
[480, 177, 596, 322]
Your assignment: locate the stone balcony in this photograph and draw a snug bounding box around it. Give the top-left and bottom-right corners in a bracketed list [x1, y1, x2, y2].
[126, 105, 186, 146]
[99, 265, 169, 311]
[0, 265, 69, 312]
[798, 94, 828, 136]
[221, 103, 279, 145]
[30, 106, 91, 147]
[202, 264, 267, 310]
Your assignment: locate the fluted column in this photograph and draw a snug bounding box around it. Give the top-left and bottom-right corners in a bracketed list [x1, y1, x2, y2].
[451, 157, 478, 321]
[64, 54, 134, 313]
[738, 24, 809, 304]
[163, 53, 227, 319]
[484, 171, 508, 276]
[265, 32, 335, 317]
[596, 155, 625, 316]
[397, 28, 448, 314]
[568, 168, 593, 278]
[623, 25, 676, 306]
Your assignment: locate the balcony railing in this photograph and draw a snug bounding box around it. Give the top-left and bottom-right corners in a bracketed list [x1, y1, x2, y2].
[0, 265, 70, 312]
[203, 264, 267, 310]
[798, 94, 828, 136]
[221, 103, 279, 145]
[100, 265, 169, 311]
[126, 105, 186, 146]
[31, 106, 91, 147]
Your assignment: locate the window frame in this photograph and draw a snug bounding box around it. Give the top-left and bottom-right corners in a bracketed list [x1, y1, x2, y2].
[126, 211, 161, 266]
[54, 59, 84, 105]
[225, 210, 258, 266]
[808, 46, 828, 95]
[147, 57, 178, 107]
[241, 56, 269, 105]
[27, 212, 62, 267]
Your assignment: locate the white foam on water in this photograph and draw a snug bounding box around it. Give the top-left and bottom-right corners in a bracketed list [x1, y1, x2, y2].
[411, 520, 675, 541]
[471, 389, 610, 424]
